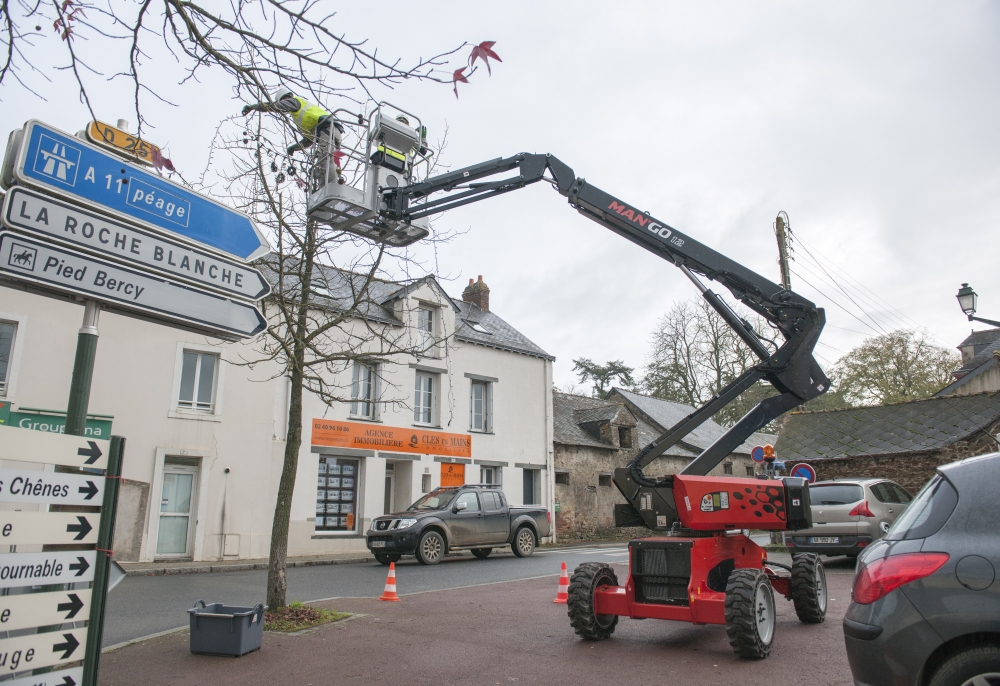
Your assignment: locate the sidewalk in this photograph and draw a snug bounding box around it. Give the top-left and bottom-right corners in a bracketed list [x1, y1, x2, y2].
[119, 540, 627, 576]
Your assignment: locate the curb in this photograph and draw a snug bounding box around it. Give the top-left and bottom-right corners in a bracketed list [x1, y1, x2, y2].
[123, 555, 373, 577]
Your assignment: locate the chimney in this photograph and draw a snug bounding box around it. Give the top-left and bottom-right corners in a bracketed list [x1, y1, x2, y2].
[462, 275, 490, 312]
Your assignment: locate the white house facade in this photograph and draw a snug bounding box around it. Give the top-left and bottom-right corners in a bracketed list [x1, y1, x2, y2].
[0, 272, 555, 563]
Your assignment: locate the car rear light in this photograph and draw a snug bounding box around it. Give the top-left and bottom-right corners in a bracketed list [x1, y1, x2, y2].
[786, 540, 795, 547]
[852, 553, 949, 604]
[849, 500, 875, 517]
[547, 511, 551, 523]
[857, 541, 868, 547]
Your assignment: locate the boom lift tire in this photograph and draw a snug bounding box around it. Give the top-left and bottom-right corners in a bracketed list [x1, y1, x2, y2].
[790, 553, 828, 624]
[567, 563, 620, 641]
[725, 569, 776, 659]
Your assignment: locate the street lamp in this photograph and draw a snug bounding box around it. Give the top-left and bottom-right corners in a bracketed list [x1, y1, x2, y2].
[956, 283, 1000, 327]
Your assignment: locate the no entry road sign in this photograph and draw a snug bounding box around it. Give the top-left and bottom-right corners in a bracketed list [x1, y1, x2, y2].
[0, 551, 96, 589]
[0, 467, 103, 506]
[0, 588, 91, 631]
[0, 628, 87, 673]
[7, 666, 83, 686]
[11, 120, 270, 261]
[0, 424, 108, 469]
[0, 233, 267, 339]
[3, 188, 270, 301]
[0, 511, 98, 545]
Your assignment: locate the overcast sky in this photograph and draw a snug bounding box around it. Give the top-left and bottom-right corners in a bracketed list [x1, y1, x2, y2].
[3, 1, 999, 389]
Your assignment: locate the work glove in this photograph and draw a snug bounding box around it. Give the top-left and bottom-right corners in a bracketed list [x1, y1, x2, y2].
[241, 104, 255, 116]
[286, 143, 301, 156]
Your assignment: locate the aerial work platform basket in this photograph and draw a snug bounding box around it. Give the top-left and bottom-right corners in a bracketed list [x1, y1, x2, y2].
[306, 102, 432, 247]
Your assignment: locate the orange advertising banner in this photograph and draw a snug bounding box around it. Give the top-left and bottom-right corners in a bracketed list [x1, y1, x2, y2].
[311, 419, 472, 458]
[440, 462, 465, 487]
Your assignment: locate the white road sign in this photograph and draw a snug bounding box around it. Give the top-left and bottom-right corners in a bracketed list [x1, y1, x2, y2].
[3, 188, 271, 300]
[0, 551, 95, 589]
[0, 468, 103, 506]
[0, 424, 108, 469]
[0, 233, 266, 339]
[0, 629, 86, 674]
[7, 666, 83, 686]
[0, 588, 91, 631]
[0, 512, 98, 545]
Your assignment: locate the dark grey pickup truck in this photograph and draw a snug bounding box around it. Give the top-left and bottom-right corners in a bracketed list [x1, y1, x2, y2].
[366, 485, 551, 565]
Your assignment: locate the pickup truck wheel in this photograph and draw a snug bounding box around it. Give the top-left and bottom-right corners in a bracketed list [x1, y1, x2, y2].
[415, 530, 445, 565]
[471, 548, 492, 559]
[567, 562, 619, 640]
[373, 553, 401, 566]
[512, 527, 535, 557]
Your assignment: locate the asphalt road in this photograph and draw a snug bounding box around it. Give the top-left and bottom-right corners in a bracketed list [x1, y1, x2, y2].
[100, 560, 859, 686]
[104, 545, 857, 648]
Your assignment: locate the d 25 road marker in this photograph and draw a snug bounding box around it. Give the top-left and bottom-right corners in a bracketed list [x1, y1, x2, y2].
[0, 551, 95, 589]
[0, 424, 108, 469]
[0, 589, 91, 632]
[0, 629, 86, 673]
[10, 120, 270, 261]
[0, 467, 104, 506]
[6, 666, 82, 686]
[0, 512, 97, 545]
[3, 187, 270, 300]
[0, 233, 267, 340]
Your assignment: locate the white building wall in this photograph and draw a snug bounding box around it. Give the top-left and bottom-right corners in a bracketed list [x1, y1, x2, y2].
[0, 278, 553, 562]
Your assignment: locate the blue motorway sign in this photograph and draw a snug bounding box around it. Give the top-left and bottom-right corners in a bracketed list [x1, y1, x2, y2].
[11, 120, 271, 261]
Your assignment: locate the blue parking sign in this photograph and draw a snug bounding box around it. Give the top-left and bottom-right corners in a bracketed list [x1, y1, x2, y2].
[13, 120, 271, 261]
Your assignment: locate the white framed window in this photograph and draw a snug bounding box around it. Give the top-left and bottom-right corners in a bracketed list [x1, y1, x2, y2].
[416, 307, 434, 350]
[177, 350, 219, 413]
[350, 362, 380, 420]
[470, 380, 493, 433]
[480, 465, 501, 485]
[414, 372, 436, 425]
[0, 321, 16, 398]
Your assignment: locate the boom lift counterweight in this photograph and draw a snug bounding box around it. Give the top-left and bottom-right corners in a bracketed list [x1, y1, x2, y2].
[318, 144, 832, 658]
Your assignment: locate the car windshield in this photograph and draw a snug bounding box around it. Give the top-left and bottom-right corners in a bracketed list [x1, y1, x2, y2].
[808, 484, 864, 505]
[407, 491, 455, 511]
[885, 475, 959, 541]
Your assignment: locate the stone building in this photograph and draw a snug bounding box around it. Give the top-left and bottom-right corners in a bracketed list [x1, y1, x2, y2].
[775, 391, 1000, 494]
[553, 388, 773, 540]
[936, 328, 1000, 397]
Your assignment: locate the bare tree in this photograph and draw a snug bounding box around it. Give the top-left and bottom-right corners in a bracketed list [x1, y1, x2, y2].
[831, 330, 959, 406]
[643, 298, 781, 428]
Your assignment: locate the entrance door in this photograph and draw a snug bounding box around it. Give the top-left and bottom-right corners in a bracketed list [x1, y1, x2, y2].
[157, 463, 198, 557]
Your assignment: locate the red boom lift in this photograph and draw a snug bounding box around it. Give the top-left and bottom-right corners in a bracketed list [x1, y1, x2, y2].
[324, 146, 831, 659]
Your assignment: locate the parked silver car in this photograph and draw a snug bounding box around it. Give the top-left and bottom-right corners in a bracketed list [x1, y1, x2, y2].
[784, 478, 912, 557]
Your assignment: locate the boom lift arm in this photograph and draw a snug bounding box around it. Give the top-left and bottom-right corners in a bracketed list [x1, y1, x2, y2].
[379, 152, 829, 531]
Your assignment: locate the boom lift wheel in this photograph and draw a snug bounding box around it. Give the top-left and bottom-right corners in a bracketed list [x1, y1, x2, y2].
[567, 563, 619, 641]
[725, 568, 776, 659]
[790, 553, 827, 623]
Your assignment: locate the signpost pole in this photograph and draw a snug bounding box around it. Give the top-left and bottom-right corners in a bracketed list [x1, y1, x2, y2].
[81, 435, 124, 686]
[65, 301, 100, 436]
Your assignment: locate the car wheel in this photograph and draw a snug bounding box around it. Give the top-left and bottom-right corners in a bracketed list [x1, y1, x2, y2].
[725, 568, 776, 660]
[567, 562, 619, 640]
[790, 553, 827, 623]
[512, 527, 535, 557]
[471, 548, 492, 559]
[928, 645, 1000, 686]
[373, 553, 400, 566]
[415, 530, 445, 565]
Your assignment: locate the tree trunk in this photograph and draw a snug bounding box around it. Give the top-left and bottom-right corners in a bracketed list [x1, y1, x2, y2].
[266, 221, 315, 610]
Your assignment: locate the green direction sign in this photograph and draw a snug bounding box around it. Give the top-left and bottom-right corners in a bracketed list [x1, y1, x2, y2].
[0, 408, 112, 438]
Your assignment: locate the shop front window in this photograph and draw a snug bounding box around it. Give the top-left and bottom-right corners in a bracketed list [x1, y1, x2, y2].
[316, 457, 360, 532]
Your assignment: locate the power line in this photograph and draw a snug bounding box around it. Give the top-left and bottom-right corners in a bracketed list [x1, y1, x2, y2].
[791, 268, 886, 338]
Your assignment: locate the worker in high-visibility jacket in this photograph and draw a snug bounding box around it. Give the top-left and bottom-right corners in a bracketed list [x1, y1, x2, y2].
[242, 88, 345, 178]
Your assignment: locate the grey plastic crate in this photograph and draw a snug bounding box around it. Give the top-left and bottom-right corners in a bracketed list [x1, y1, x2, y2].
[188, 599, 267, 657]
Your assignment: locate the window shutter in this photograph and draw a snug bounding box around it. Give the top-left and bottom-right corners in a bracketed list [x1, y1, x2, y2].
[486, 382, 493, 433]
[372, 365, 382, 421]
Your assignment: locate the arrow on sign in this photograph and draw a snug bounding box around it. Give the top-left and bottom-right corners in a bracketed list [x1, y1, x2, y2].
[78, 480, 99, 500]
[60, 677, 77, 686]
[77, 441, 102, 464]
[52, 633, 80, 660]
[69, 556, 90, 577]
[57, 593, 85, 619]
[66, 516, 93, 541]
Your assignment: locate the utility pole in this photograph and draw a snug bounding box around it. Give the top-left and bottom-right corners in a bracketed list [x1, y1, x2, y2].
[774, 211, 792, 291]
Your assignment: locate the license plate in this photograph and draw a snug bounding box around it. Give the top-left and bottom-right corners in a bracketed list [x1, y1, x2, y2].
[371, 540, 386, 548]
[810, 536, 839, 544]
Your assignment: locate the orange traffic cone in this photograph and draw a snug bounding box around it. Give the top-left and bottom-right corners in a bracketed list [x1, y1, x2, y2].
[554, 562, 569, 604]
[379, 561, 401, 602]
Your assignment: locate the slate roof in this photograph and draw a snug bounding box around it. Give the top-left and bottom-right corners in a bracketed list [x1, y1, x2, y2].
[956, 337, 1000, 373]
[957, 328, 1000, 351]
[553, 393, 624, 449]
[574, 405, 631, 425]
[775, 391, 1000, 461]
[258, 259, 552, 359]
[607, 388, 776, 455]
